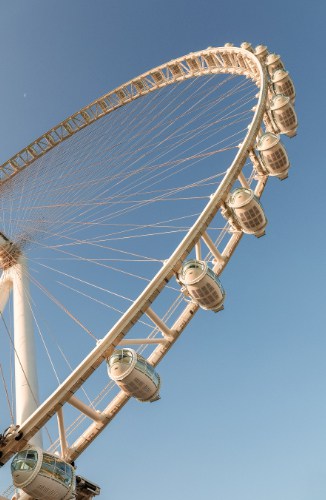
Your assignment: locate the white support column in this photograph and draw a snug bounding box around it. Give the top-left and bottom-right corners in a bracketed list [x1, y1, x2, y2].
[202, 232, 225, 264]
[11, 256, 42, 448]
[195, 241, 202, 260]
[69, 395, 106, 423]
[238, 171, 250, 188]
[57, 408, 68, 459]
[145, 307, 173, 339]
[118, 338, 167, 346]
[0, 271, 12, 314]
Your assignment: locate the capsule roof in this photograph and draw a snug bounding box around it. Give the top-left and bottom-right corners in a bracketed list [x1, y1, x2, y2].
[270, 94, 290, 111]
[180, 259, 207, 285]
[271, 68, 289, 83]
[256, 132, 280, 151]
[241, 41, 254, 52]
[255, 45, 268, 56]
[266, 53, 281, 65]
[228, 188, 254, 209]
[108, 348, 136, 380]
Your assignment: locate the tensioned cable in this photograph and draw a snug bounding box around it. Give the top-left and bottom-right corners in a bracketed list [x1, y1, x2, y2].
[26, 287, 103, 408]
[6, 112, 250, 242]
[10, 120, 247, 244]
[0, 363, 14, 424]
[8, 72, 227, 232]
[29, 275, 98, 341]
[0, 70, 259, 455]
[3, 74, 256, 246]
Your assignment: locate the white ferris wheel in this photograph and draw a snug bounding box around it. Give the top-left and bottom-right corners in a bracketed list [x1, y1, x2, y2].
[0, 41, 297, 500]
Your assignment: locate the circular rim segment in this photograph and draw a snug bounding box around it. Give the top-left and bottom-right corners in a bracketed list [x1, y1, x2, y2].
[0, 45, 269, 465]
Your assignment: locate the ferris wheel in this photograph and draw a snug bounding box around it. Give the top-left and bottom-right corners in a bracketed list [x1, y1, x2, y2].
[0, 41, 297, 500]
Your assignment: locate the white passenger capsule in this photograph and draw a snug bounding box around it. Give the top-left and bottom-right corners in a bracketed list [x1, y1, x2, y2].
[265, 53, 285, 77]
[241, 41, 254, 52]
[255, 44, 268, 61]
[178, 259, 225, 312]
[269, 94, 298, 137]
[256, 133, 290, 179]
[11, 447, 75, 500]
[271, 69, 296, 103]
[107, 349, 160, 402]
[227, 188, 267, 237]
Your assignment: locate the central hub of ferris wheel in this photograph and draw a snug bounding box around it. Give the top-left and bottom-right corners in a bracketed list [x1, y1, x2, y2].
[0, 233, 21, 270]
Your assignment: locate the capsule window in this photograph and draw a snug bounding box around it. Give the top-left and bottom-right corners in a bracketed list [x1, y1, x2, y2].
[206, 268, 223, 289]
[239, 206, 262, 221]
[238, 209, 263, 228]
[266, 149, 285, 161]
[11, 450, 38, 472]
[109, 350, 133, 367]
[145, 363, 156, 378]
[268, 61, 284, 75]
[39, 455, 73, 486]
[265, 150, 287, 170]
[135, 357, 146, 371]
[277, 108, 296, 128]
[12, 460, 34, 471]
[278, 80, 294, 94]
[40, 454, 56, 476]
[127, 381, 138, 391]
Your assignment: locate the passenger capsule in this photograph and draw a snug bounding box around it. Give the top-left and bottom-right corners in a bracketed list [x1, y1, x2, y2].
[227, 188, 267, 237]
[241, 41, 254, 53]
[269, 94, 298, 137]
[265, 53, 285, 77]
[11, 448, 75, 500]
[271, 69, 296, 103]
[255, 44, 268, 61]
[256, 133, 290, 179]
[178, 259, 225, 312]
[107, 349, 160, 402]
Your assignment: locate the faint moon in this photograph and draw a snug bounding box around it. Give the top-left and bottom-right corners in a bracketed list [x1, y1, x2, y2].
[23, 93, 27, 98]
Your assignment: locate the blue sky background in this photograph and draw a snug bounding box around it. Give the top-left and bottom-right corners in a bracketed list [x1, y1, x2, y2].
[0, 1, 325, 499]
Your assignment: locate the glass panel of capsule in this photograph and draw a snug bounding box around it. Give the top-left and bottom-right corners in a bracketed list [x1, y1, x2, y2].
[11, 450, 38, 472]
[40, 453, 74, 487]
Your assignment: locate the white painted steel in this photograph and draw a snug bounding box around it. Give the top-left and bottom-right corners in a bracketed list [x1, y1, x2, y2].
[57, 408, 68, 459]
[68, 396, 106, 424]
[201, 232, 224, 265]
[118, 338, 168, 346]
[0, 46, 263, 185]
[145, 308, 173, 339]
[0, 272, 12, 314]
[0, 45, 272, 468]
[11, 257, 43, 449]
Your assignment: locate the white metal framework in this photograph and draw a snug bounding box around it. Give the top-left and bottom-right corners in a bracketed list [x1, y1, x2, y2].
[0, 43, 297, 498]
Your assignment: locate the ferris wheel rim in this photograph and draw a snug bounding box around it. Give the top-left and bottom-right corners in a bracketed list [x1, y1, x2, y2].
[0, 45, 269, 466]
[0, 45, 264, 186]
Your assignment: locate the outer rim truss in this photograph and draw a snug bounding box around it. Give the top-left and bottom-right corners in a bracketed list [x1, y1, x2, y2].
[0, 46, 261, 185]
[0, 45, 268, 467]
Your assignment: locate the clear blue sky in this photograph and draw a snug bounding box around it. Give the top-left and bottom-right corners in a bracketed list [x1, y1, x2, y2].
[0, 1, 325, 499]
